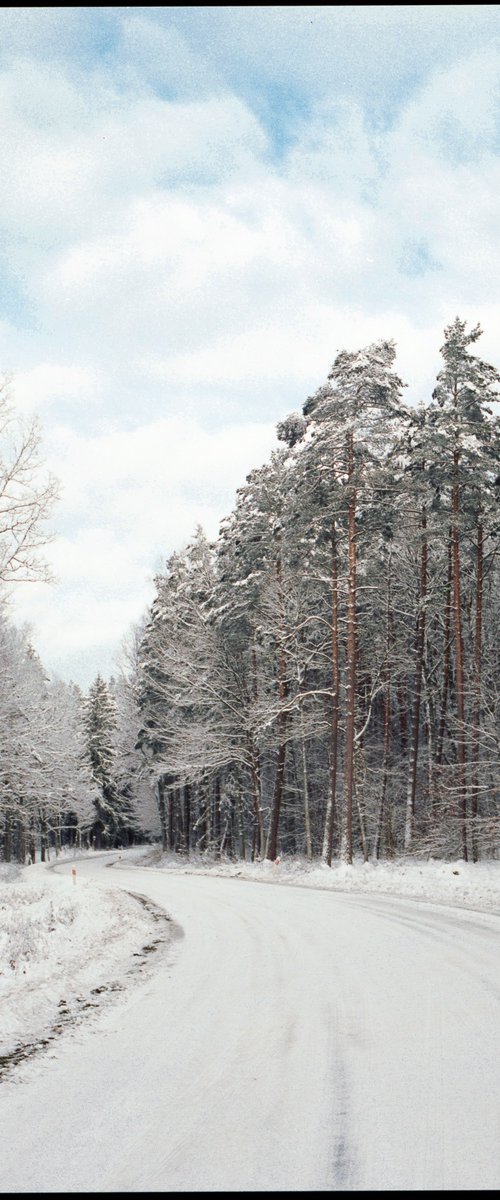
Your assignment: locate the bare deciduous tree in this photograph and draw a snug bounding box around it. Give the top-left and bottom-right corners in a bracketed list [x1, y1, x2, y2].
[0, 376, 58, 586]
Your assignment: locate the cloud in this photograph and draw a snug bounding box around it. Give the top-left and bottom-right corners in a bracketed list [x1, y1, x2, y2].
[0, 9, 95, 63]
[43, 416, 278, 527]
[0, 59, 268, 252]
[156, 5, 500, 136]
[10, 415, 279, 684]
[12, 364, 100, 414]
[115, 12, 218, 97]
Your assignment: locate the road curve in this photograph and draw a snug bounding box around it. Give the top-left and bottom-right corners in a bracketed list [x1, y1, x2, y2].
[0, 854, 499, 1192]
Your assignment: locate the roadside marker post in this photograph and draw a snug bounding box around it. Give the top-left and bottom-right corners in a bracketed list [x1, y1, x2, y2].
[71, 866, 77, 884]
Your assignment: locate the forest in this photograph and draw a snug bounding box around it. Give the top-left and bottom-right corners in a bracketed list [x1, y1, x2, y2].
[1, 317, 499, 866]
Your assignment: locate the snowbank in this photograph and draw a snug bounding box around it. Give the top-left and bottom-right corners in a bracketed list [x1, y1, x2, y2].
[138, 847, 500, 916]
[0, 851, 164, 1059]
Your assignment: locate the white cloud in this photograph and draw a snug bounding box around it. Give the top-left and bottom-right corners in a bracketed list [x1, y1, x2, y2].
[116, 13, 218, 97]
[10, 416, 279, 683]
[12, 364, 100, 414]
[44, 416, 278, 525]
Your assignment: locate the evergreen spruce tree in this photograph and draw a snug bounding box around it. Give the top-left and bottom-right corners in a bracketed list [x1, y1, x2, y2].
[84, 674, 129, 848]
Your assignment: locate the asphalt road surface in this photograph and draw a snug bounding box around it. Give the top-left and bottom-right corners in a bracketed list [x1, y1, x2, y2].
[1, 853, 499, 1192]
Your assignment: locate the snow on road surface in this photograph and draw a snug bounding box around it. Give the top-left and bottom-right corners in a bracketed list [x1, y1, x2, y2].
[1, 851, 500, 1192]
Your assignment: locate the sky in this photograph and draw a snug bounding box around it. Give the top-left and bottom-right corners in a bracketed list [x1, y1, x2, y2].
[1, 5, 500, 688]
[2, 849, 500, 1190]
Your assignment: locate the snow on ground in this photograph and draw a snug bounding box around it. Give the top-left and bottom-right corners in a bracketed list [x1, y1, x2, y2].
[139, 846, 500, 915]
[0, 847, 166, 1061]
[1, 845, 500, 1067]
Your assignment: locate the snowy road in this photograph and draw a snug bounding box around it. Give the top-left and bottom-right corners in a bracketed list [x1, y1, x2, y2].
[1, 854, 500, 1192]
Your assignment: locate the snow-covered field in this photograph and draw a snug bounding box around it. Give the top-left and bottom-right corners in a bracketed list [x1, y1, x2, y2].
[2, 845, 500, 1067]
[0, 847, 170, 1063]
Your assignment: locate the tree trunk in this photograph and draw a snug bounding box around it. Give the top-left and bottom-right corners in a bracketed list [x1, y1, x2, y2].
[29, 831, 37, 864]
[15, 819, 26, 864]
[214, 776, 222, 859]
[422, 658, 436, 812]
[238, 791, 246, 860]
[471, 518, 483, 862]
[3, 811, 12, 862]
[200, 782, 210, 852]
[247, 736, 264, 858]
[356, 786, 369, 862]
[322, 522, 340, 865]
[437, 529, 453, 765]
[265, 547, 288, 862]
[157, 776, 168, 852]
[300, 712, 312, 861]
[265, 721, 286, 861]
[167, 785, 175, 851]
[375, 555, 392, 860]
[453, 453, 468, 860]
[342, 431, 356, 865]
[173, 787, 182, 852]
[183, 784, 191, 855]
[404, 505, 427, 851]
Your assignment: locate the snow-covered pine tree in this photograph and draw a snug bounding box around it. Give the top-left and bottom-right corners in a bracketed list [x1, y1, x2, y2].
[33, 678, 97, 858]
[110, 670, 160, 845]
[84, 674, 130, 848]
[296, 340, 407, 863]
[0, 614, 48, 861]
[277, 406, 347, 864]
[137, 529, 228, 854]
[216, 451, 301, 861]
[429, 317, 500, 859]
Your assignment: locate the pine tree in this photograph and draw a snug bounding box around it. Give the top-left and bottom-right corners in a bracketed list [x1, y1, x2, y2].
[217, 452, 297, 861]
[291, 341, 407, 862]
[430, 318, 500, 859]
[84, 674, 129, 848]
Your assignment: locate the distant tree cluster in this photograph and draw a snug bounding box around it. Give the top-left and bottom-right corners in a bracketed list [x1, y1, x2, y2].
[83, 672, 157, 851]
[0, 379, 94, 863]
[134, 319, 500, 864]
[0, 380, 155, 863]
[0, 608, 97, 864]
[0, 629, 156, 863]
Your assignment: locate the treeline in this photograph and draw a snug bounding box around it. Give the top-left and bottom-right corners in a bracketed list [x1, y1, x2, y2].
[0, 620, 154, 863]
[0, 376, 158, 864]
[1, 317, 499, 866]
[0, 610, 94, 862]
[134, 319, 500, 863]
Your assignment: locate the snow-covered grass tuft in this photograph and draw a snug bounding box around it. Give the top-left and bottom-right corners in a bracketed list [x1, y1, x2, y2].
[0, 862, 21, 884]
[0, 886, 77, 971]
[0, 859, 168, 1057]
